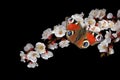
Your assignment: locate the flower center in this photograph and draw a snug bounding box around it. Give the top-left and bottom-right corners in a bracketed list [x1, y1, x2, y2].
[32, 53, 37, 57]
[103, 22, 106, 27]
[59, 30, 63, 35]
[38, 45, 44, 50]
[102, 45, 107, 50]
[88, 20, 94, 25]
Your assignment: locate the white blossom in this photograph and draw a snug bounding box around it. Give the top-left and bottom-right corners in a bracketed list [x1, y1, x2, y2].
[109, 47, 114, 55]
[85, 18, 96, 26]
[59, 40, 70, 48]
[89, 9, 100, 18]
[97, 40, 109, 53]
[98, 9, 106, 19]
[117, 9, 120, 18]
[41, 51, 53, 60]
[89, 9, 95, 18]
[89, 9, 106, 19]
[20, 51, 26, 63]
[71, 13, 85, 27]
[98, 20, 109, 30]
[71, 13, 84, 22]
[48, 43, 58, 50]
[27, 51, 40, 62]
[53, 25, 66, 37]
[24, 43, 34, 52]
[42, 28, 53, 40]
[35, 42, 46, 54]
[27, 62, 38, 68]
[107, 13, 113, 19]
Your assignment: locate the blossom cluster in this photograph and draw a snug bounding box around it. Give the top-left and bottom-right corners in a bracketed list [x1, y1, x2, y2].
[69, 9, 120, 57]
[20, 9, 120, 68]
[20, 23, 70, 68]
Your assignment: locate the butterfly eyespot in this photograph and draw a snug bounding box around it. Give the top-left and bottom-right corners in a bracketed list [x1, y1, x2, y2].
[68, 17, 74, 23]
[66, 30, 74, 36]
[95, 34, 102, 42]
[82, 40, 90, 48]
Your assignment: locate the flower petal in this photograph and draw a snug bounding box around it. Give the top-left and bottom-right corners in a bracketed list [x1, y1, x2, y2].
[24, 43, 34, 52]
[27, 62, 38, 68]
[117, 9, 120, 18]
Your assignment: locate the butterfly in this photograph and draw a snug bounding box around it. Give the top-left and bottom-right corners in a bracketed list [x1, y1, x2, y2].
[66, 17, 103, 49]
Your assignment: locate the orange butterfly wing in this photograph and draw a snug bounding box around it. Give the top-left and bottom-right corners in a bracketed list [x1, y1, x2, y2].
[67, 24, 80, 30]
[86, 32, 96, 45]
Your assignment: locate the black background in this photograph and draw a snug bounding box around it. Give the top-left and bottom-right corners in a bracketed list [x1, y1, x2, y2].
[7, 0, 120, 79]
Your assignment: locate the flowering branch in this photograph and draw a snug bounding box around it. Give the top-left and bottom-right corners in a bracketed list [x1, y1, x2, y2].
[19, 9, 120, 68]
